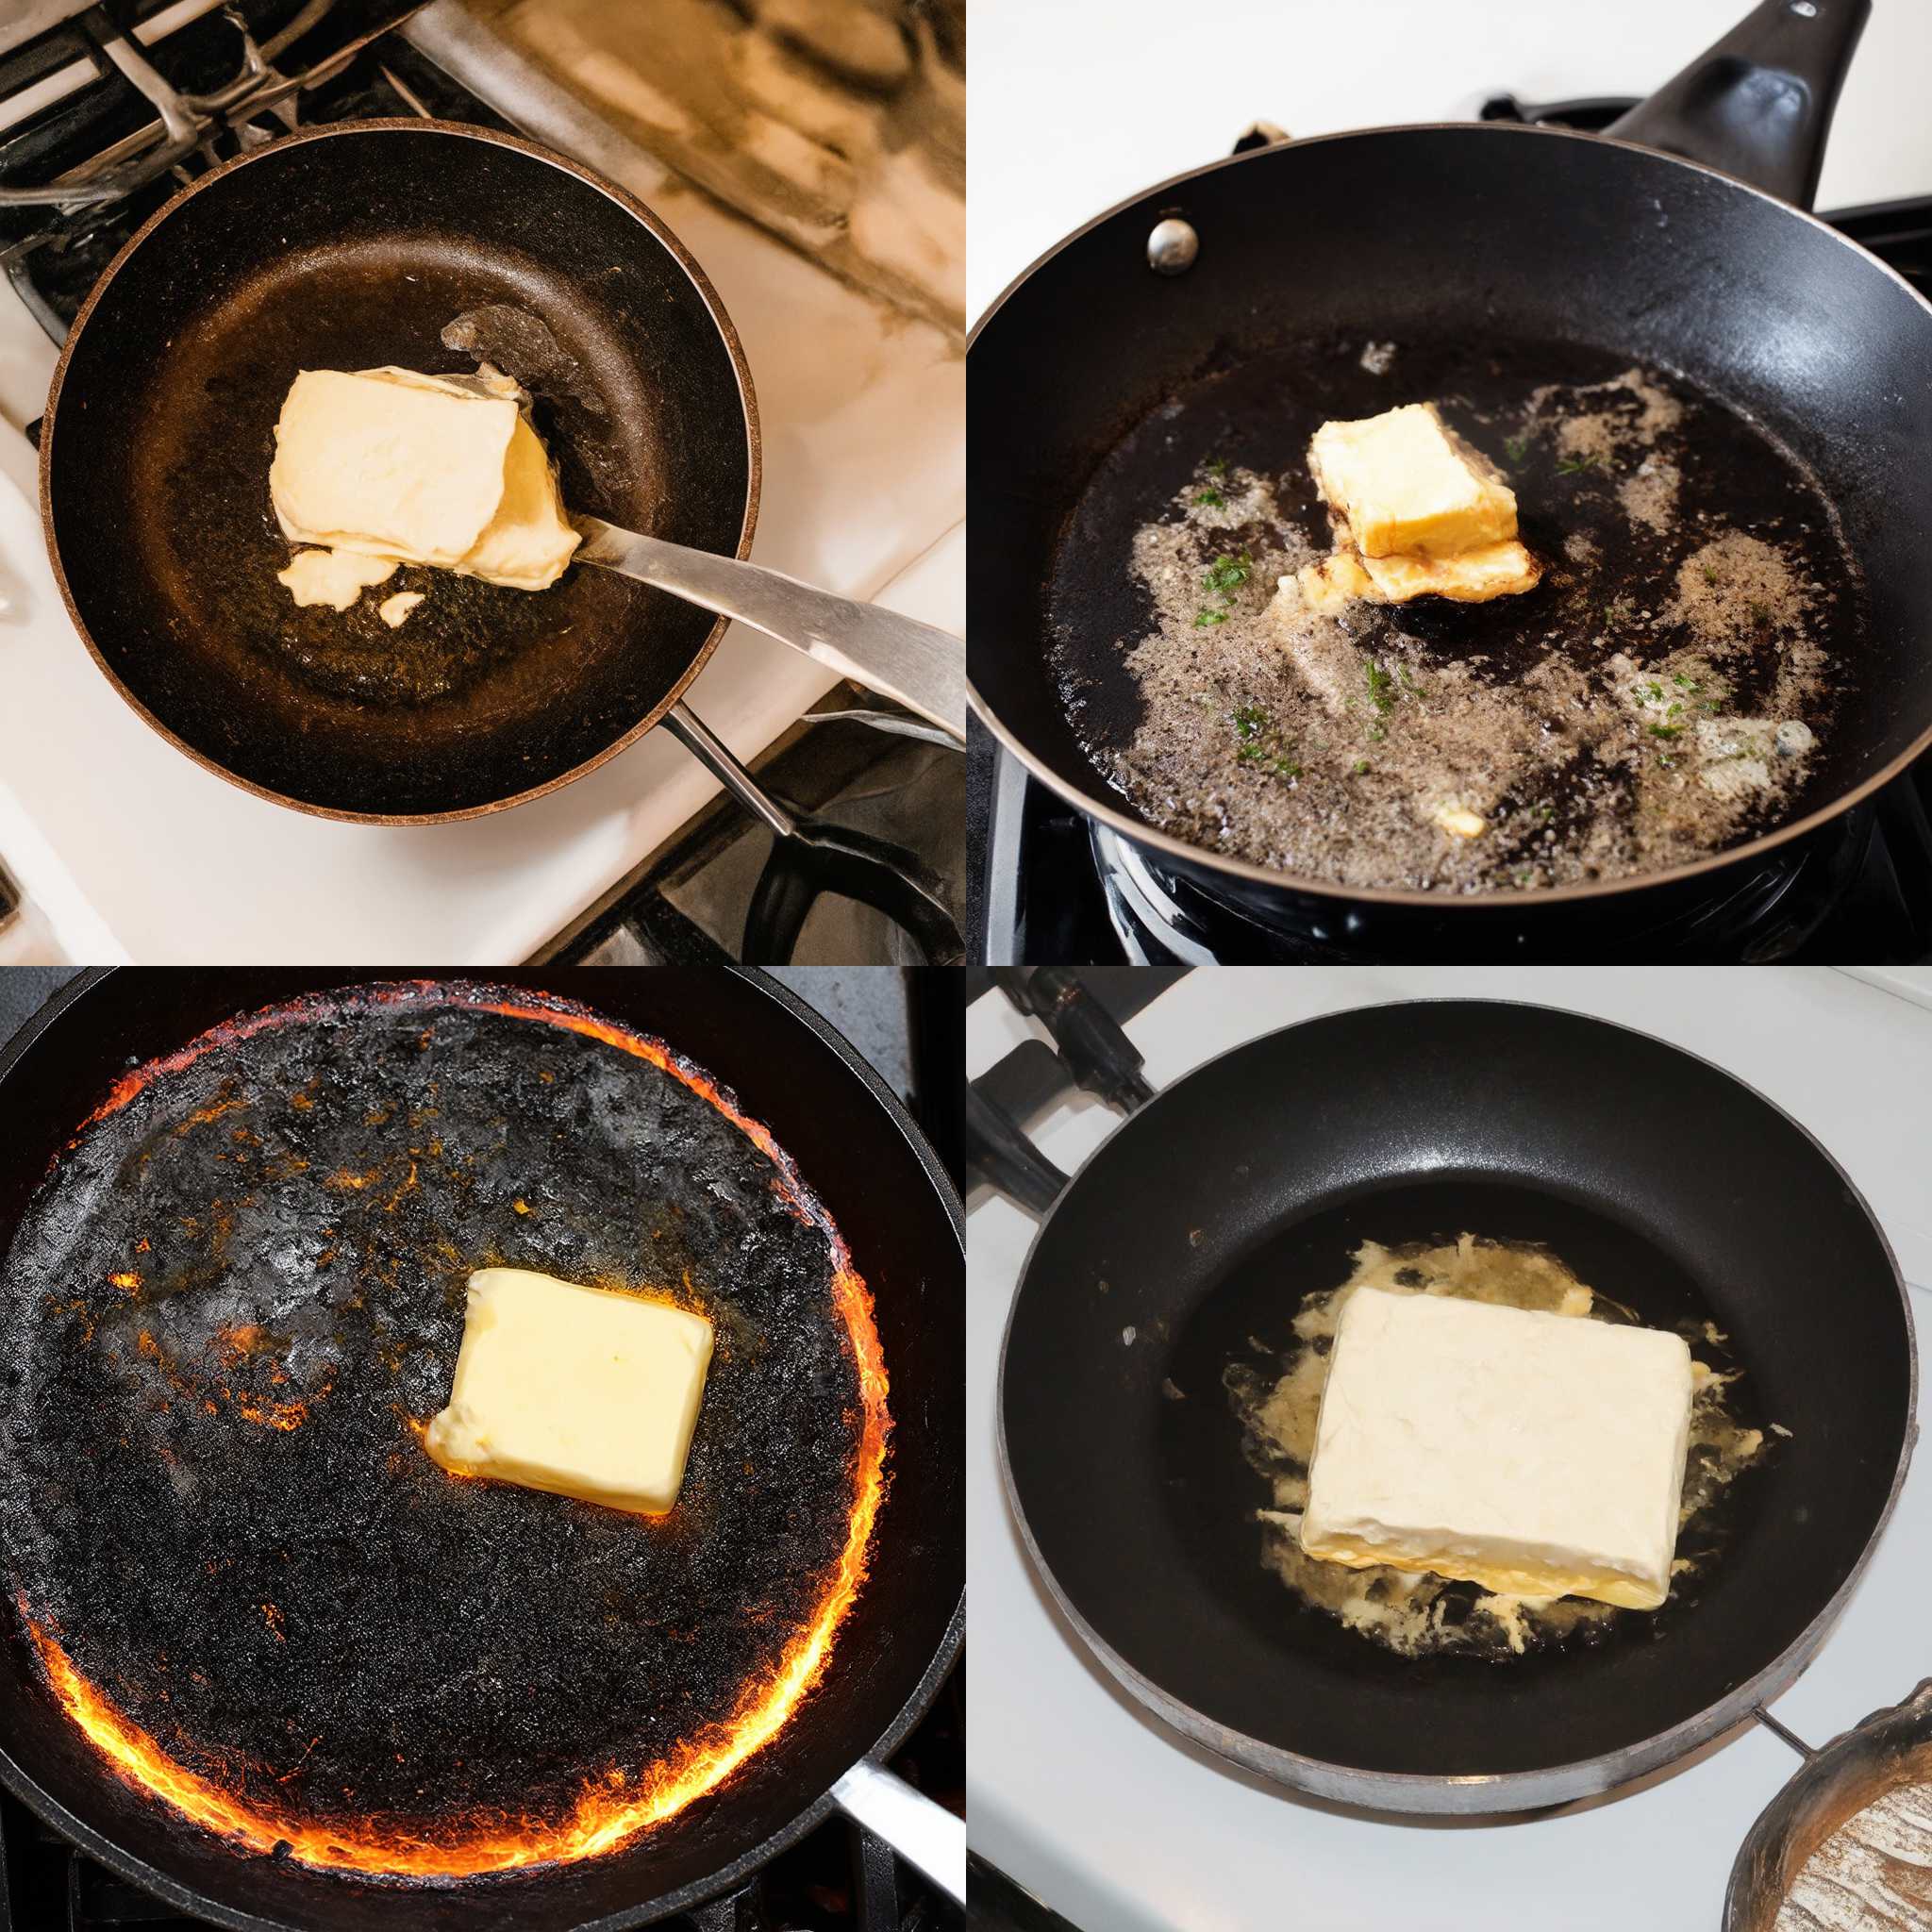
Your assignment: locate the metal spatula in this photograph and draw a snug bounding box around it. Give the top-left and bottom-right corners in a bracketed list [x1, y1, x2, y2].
[575, 516, 965, 742]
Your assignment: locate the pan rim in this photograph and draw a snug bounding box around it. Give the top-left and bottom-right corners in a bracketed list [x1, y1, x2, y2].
[38, 118, 763, 828]
[965, 118, 1932, 914]
[0, 967, 963, 1930]
[991, 993, 1919, 1814]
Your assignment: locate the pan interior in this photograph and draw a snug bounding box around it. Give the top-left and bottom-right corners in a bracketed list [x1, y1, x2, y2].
[1045, 333, 1863, 890]
[1000, 1002, 1912, 1794]
[0, 982, 871, 1870]
[45, 128, 753, 817]
[1160, 1180, 1768, 1672]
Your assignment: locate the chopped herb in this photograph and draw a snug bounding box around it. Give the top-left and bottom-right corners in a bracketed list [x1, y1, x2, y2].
[1363, 658, 1395, 713]
[1232, 702, 1268, 740]
[1367, 722, 1388, 742]
[1204, 458, 1228, 478]
[1235, 741, 1263, 762]
[1556, 450, 1609, 475]
[1747, 599, 1771, 625]
[1503, 434, 1529, 466]
[1273, 758, 1303, 779]
[1673, 675, 1699, 690]
[1639, 681, 1664, 702]
[1666, 701, 1681, 717]
[1202, 552, 1253, 596]
[1193, 608, 1227, 627]
[1192, 488, 1226, 508]
[1648, 723, 1683, 740]
[1534, 802, 1554, 821]
[1512, 867, 1533, 888]
[1701, 565, 1719, 586]
[1352, 759, 1370, 775]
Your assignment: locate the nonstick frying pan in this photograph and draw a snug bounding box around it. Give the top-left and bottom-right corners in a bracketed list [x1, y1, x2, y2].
[984, 997, 1915, 1812]
[0, 968, 963, 1930]
[967, 0, 1932, 954]
[39, 121, 964, 958]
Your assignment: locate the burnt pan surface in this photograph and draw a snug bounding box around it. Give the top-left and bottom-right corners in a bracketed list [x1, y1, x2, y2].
[42, 125, 755, 820]
[0, 983, 856, 1832]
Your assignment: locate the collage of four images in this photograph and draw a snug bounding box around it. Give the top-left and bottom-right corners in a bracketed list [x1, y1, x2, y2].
[0, 1, 1929, 1928]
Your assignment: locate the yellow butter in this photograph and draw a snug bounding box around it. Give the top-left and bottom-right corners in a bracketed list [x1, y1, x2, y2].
[270, 366, 581, 595]
[1308, 402, 1518, 558]
[425, 1266, 713, 1515]
[276, 548, 396, 611]
[1357, 538, 1540, 603]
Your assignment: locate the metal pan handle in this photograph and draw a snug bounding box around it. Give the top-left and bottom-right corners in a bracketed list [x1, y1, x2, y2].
[1605, 0, 1870, 210]
[830, 1758, 964, 1907]
[661, 703, 964, 965]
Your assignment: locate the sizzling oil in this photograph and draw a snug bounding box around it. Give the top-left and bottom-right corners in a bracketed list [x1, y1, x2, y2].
[1047, 338, 1863, 891]
[1223, 1234, 1774, 1660]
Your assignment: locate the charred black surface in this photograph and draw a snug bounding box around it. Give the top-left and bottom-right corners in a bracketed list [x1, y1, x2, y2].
[0, 986, 859, 1840]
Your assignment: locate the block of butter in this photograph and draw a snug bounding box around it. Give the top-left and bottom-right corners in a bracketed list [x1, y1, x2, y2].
[1307, 403, 1518, 559]
[1300, 1287, 1694, 1609]
[270, 366, 581, 596]
[425, 1267, 714, 1515]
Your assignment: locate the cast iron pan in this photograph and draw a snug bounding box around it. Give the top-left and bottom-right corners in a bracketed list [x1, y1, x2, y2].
[0, 969, 962, 1930]
[967, 0, 1932, 941]
[40, 122, 758, 823]
[993, 1000, 1915, 1812]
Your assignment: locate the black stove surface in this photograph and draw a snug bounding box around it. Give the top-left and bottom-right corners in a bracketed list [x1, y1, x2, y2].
[967, 133, 1932, 965]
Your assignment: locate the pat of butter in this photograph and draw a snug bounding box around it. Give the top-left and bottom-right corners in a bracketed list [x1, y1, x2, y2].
[270, 366, 581, 595]
[1356, 536, 1540, 604]
[1301, 1287, 1694, 1610]
[1308, 403, 1518, 559]
[425, 1267, 714, 1515]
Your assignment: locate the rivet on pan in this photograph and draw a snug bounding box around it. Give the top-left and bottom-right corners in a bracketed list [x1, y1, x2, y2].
[1147, 217, 1199, 275]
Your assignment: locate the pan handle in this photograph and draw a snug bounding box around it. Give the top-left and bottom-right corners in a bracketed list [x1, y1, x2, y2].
[660, 703, 965, 965]
[1604, 0, 1870, 210]
[830, 1758, 964, 1907]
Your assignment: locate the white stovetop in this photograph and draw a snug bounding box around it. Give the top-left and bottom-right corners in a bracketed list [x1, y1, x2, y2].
[0, 0, 962, 964]
[967, 967, 1932, 1932]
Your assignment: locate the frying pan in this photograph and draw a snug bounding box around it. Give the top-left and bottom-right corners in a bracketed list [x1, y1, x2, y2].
[967, 0, 1932, 954]
[983, 997, 1915, 1811]
[39, 121, 963, 957]
[0, 968, 963, 1930]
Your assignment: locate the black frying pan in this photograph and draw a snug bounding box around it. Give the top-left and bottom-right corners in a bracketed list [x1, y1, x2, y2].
[0, 969, 963, 1930]
[42, 121, 757, 825]
[990, 998, 1915, 1811]
[967, 0, 1932, 953]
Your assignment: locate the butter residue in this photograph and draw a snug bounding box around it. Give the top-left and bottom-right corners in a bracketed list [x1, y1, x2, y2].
[270, 364, 581, 606]
[276, 548, 396, 611]
[1224, 1234, 1774, 1660]
[378, 591, 425, 629]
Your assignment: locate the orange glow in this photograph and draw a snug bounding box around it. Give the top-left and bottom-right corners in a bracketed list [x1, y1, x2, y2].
[106, 1272, 141, 1291]
[33, 981, 891, 1880]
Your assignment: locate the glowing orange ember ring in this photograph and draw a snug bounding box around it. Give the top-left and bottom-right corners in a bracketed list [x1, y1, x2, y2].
[26, 981, 892, 1879]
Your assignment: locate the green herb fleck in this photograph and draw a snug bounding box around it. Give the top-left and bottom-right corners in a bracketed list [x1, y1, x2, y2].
[1534, 802, 1554, 822]
[1748, 599, 1771, 625]
[1352, 759, 1370, 776]
[1673, 675, 1698, 691]
[1648, 723, 1683, 740]
[1701, 565, 1719, 587]
[1232, 702, 1268, 741]
[1202, 552, 1253, 596]
[1364, 658, 1395, 714]
[1556, 450, 1609, 475]
[1639, 681, 1665, 703]
[1193, 608, 1227, 627]
[1192, 488, 1226, 508]
[1503, 434, 1529, 466]
[1367, 722, 1388, 742]
[1204, 458, 1228, 478]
